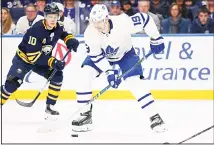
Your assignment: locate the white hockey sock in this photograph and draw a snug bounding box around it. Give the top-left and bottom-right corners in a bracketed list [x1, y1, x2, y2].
[75, 66, 98, 111]
[76, 91, 92, 110]
[124, 76, 158, 118]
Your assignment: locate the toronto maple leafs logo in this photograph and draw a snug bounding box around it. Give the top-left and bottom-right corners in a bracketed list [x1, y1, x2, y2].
[105, 45, 119, 58]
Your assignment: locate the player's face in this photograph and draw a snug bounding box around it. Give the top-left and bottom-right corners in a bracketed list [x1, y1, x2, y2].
[45, 14, 59, 29]
[1, 9, 8, 22]
[93, 20, 106, 32]
[198, 12, 209, 25]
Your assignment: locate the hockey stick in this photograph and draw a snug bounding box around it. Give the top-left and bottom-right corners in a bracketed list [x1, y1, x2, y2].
[71, 51, 153, 118]
[15, 50, 71, 107]
[37, 51, 153, 133]
[163, 125, 214, 144]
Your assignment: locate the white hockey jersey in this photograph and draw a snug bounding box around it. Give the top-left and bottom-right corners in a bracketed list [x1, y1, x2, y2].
[84, 12, 161, 71]
[16, 15, 44, 34]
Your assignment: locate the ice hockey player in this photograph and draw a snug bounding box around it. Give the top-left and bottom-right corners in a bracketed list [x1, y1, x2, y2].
[72, 4, 166, 133]
[0, 3, 79, 120]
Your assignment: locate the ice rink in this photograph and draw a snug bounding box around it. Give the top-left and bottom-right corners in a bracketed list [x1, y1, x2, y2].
[0, 100, 213, 143]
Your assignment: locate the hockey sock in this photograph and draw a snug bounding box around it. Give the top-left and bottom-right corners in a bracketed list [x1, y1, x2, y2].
[124, 76, 158, 117]
[0, 86, 12, 105]
[0, 79, 20, 106]
[76, 91, 92, 111]
[46, 81, 62, 105]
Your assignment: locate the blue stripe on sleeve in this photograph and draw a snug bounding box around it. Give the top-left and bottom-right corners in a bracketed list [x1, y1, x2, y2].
[92, 55, 105, 63]
[90, 52, 104, 58]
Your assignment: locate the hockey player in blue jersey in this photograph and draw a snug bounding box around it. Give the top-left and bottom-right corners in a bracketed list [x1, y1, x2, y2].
[0, 3, 79, 120]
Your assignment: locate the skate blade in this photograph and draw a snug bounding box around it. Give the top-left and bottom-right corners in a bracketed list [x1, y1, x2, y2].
[44, 113, 58, 121]
[153, 124, 168, 133]
[72, 124, 92, 132]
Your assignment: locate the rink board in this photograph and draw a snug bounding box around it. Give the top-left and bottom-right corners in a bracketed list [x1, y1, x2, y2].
[1, 34, 214, 100]
[9, 90, 214, 100]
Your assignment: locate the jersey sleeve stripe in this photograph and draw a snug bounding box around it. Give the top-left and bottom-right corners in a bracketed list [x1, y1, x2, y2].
[17, 48, 42, 64]
[89, 52, 104, 58]
[143, 14, 150, 28]
[48, 57, 55, 67]
[64, 35, 74, 43]
[91, 55, 105, 63]
[26, 51, 41, 56]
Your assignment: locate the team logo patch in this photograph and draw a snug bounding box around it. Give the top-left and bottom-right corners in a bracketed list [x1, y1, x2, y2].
[105, 45, 119, 58]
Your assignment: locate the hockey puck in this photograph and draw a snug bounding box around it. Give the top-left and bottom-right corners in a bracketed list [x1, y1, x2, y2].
[163, 142, 170, 144]
[71, 134, 78, 137]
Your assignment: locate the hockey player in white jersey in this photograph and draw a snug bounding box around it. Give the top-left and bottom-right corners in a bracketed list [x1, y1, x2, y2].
[72, 4, 166, 133]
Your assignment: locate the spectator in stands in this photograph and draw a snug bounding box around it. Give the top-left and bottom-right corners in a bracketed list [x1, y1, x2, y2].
[174, 0, 190, 18]
[16, 3, 43, 34]
[183, 0, 200, 21]
[55, 2, 76, 34]
[35, 0, 46, 16]
[190, 6, 214, 33]
[79, 0, 100, 34]
[130, 0, 138, 12]
[161, 3, 191, 33]
[64, 0, 75, 21]
[149, 0, 170, 18]
[138, 0, 161, 32]
[109, 1, 123, 16]
[0, 7, 16, 35]
[120, 0, 137, 16]
[207, 0, 214, 19]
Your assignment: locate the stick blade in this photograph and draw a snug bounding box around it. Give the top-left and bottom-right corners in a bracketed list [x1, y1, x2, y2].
[15, 99, 34, 107]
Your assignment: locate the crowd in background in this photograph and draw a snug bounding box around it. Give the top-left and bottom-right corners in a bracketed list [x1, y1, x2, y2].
[1, 0, 214, 35]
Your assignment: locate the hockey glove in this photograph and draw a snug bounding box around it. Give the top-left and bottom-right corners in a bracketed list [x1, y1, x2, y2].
[150, 36, 165, 54]
[106, 69, 121, 89]
[49, 57, 65, 71]
[67, 38, 79, 52]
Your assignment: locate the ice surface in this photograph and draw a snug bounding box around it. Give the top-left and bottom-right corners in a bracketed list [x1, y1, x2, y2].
[0, 100, 213, 143]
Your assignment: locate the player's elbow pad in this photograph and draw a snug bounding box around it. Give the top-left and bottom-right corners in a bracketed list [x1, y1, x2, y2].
[89, 52, 112, 72]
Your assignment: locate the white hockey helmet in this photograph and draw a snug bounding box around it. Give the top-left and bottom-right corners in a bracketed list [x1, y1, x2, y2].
[89, 4, 109, 22]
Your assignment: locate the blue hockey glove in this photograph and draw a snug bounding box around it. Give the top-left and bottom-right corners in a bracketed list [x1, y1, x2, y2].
[106, 69, 121, 89]
[49, 57, 65, 71]
[150, 36, 165, 54]
[67, 38, 79, 52]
